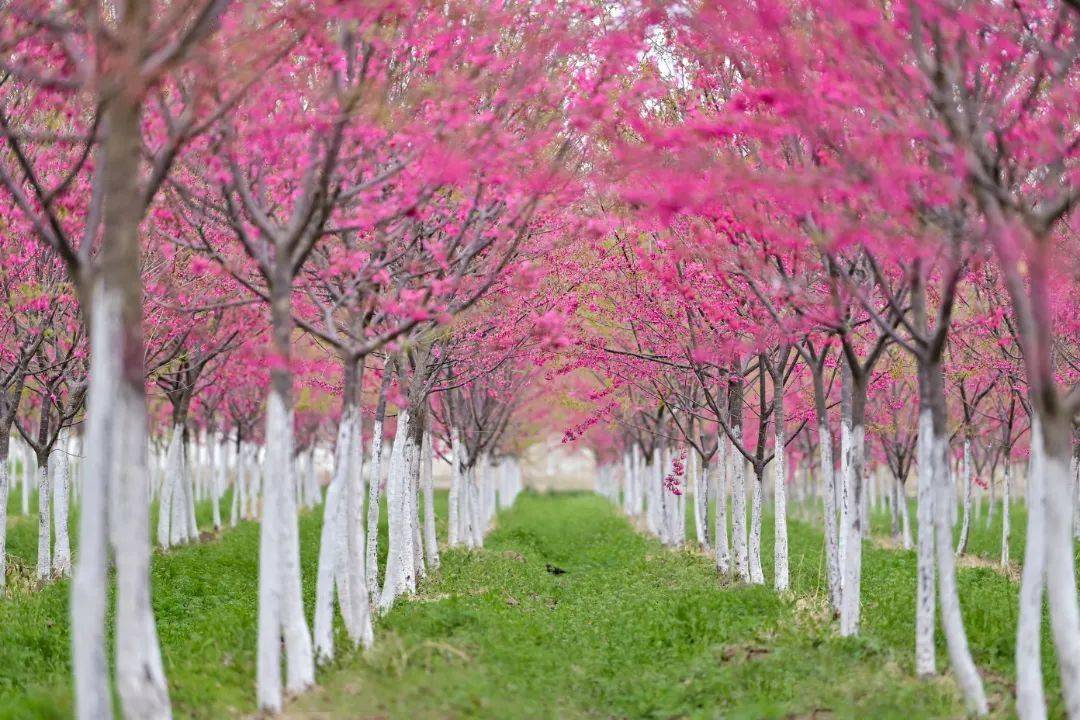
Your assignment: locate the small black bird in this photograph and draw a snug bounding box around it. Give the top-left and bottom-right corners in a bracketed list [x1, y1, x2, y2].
[545, 563, 567, 575]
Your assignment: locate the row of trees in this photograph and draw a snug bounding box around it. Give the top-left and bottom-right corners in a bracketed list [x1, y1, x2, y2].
[0, 0, 1076, 718]
[564, 1, 1078, 718]
[0, 0, 609, 716]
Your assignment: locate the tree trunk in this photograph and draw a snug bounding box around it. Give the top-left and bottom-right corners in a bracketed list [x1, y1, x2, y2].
[819, 422, 841, 611]
[0, 449, 7, 591]
[53, 429, 72, 577]
[158, 423, 183, 548]
[256, 270, 314, 711]
[340, 359, 373, 648]
[379, 408, 413, 612]
[366, 368, 391, 600]
[210, 432, 222, 530]
[915, 408, 937, 677]
[231, 438, 244, 527]
[70, 62, 171, 715]
[1016, 419, 1046, 720]
[956, 438, 973, 555]
[839, 368, 867, 637]
[448, 425, 462, 547]
[1000, 463, 1011, 568]
[313, 428, 347, 664]
[1038, 412, 1080, 718]
[729, 379, 749, 582]
[37, 460, 51, 580]
[714, 433, 731, 575]
[421, 427, 439, 570]
[21, 441, 31, 516]
[925, 364, 987, 715]
[183, 433, 199, 541]
[890, 474, 901, 541]
[408, 430, 425, 585]
[748, 465, 764, 585]
[773, 389, 789, 592]
[899, 478, 912, 551]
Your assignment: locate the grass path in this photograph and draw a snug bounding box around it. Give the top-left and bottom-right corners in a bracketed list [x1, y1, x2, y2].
[1, 491, 1063, 718]
[285, 493, 999, 719]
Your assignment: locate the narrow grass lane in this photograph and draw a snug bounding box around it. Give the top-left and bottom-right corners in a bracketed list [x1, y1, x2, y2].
[286, 493, 978, 720]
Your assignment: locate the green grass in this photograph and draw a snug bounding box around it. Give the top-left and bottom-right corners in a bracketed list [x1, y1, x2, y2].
[0, 488, 1066, 718]
[287, 492, 1044, 719]
[0, 485, 434, 720]
[868, 496, 1029, 566]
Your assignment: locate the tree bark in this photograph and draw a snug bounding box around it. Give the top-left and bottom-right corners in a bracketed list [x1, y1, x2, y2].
[838, 367, 867, 637]
[915, 409, 937, 677]
[956, 438, 973, 555]
[1038, 412, 1080, 718]
[256, 268, 314, 711]
[773, 388, 789, 592]
[1000, 463, 1011, 568]
[379, 408, 413, 612]
[366, 367, 391, 599]
[925, 361, 987, 715]
[448, 425, 462, 547]
[421, 426, 439, 570]
[1016, 419, 1046, 720]
[52, 429, 72, 577]
[714, 432, 731, 575]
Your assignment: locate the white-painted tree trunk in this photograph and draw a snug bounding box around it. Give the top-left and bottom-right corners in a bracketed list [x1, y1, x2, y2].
[1000, 464, 1011, 568]
[22, 441, 31, 516]
[314, 413, 360, 663]
[305, 446, 321, 508]
[256, 391, 314, 711]
[421, 429, 439, 571]
[73, 288, 117, 720]
[932, 431, 988, 715]
[819, 423, 841, 611]
[1041, 427, 1080, 718]
[408, 441, 425, 585]
[463, 464, 477, 550]
[257, 405, 284, 713]
[632, 444, 645, 517]
[748, 468, 764, 585]
[158, 424, 183, 548]
[53, 430, 72, 577]
[0, 461, 7, 590]
[366, 417, 388, 603]
[731, 434, 749, 582]
[838, 417, 851, 591]
[379, 409, 413, 613]
[915, 410, 937, 677]
[283, 419, 318, 695]
[343, 407, 373, 648]
[210, 433, 222, 531]
[250, 447, 263, 521]
[898, 477, 912, 551]
[79, 283, 171, 719]
[1016, 420, 1046, 720]
[645, 450, 660, 536]
[169, 432, 189, 546]
[313, 451, 346, 664]
[956, 438, 973, 556]
[184, 436, 199, 541]
[231, 442, 244, 527]
[36, 461, 51, 580]
[839, 421, 865, 637]
[447, 425, 461, 548]
[714, 434, 731, 575]
[471, 456, 486, 548]
[774, 398, 789, 592]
